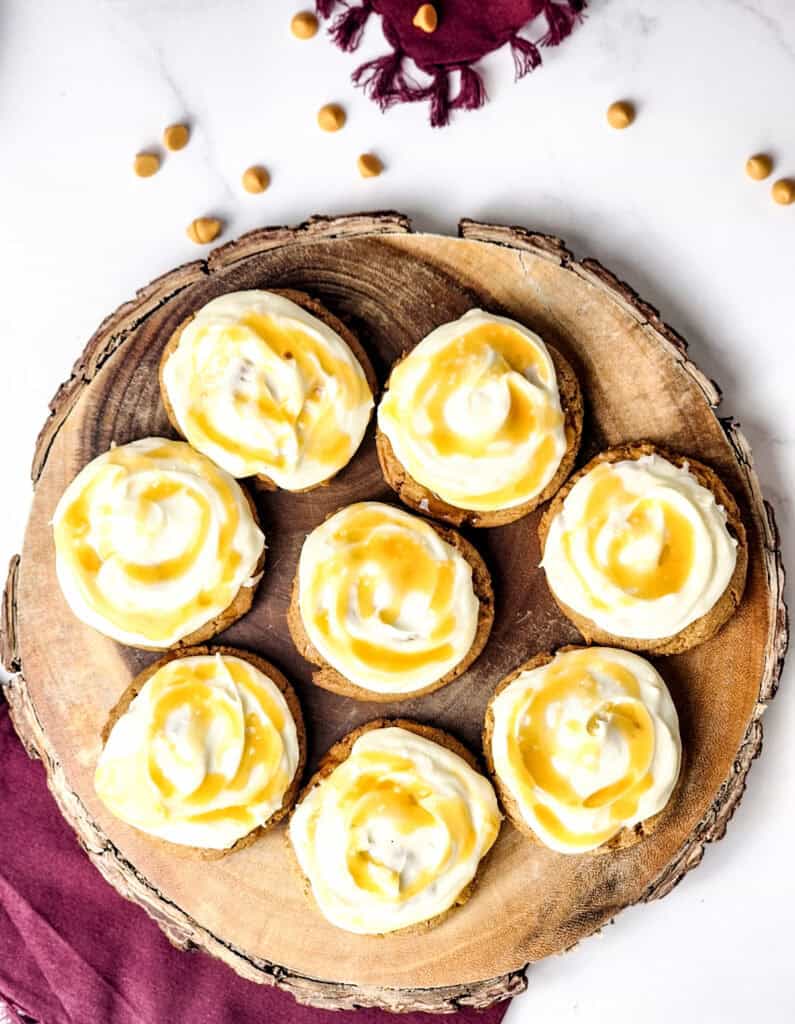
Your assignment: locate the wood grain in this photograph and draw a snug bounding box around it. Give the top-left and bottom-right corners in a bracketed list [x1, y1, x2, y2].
[1, 212, 787, 1012]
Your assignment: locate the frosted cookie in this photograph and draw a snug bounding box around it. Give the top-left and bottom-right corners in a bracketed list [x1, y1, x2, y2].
[95, 647, 305, 855]
[52, 438, 265, 649]
[376, 308, 582, 527]
[485, 646, 682, 854]
[539, 444, 747, 654]
[288, 720, 501, 934]
[160, 289, 376, 491]
[288, 501, 493, 700]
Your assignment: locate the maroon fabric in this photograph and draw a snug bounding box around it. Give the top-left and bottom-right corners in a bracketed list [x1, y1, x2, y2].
[317, 0, 586, 125]
[0, 704, 512, 1024]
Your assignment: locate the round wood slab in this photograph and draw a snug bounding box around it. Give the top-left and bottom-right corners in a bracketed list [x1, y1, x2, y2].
[1, 213, 787, 1013]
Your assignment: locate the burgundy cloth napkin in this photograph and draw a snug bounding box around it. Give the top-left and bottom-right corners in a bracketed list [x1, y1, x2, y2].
[316, 0, 587, 125]
[0, 703, 512, 1024]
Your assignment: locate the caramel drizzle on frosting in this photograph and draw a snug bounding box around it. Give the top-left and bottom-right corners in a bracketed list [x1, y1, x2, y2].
[298, 503, 479, 692]
[378, 312, 567, 511]
[95, 655, 295, 844]
[496, 649, 680, 852]
[53, 440, 262, 645]
[164, 293, 373, 489]
[328, 748, 480, 902]
[290, 727, 501, 933]
[541, 455, 739, 641]
[561, 464, 696, 610]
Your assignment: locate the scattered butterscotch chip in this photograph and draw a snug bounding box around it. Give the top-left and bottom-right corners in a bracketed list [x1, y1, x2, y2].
[291, 10, 319, 39]
[318, 103, 346, 132]
[163, 123, 190, 151]
[133, 152, 160, 178]
[242, 165, 270, 194]
[357, 153, 383, 178]
[186, 217, 223, 245]
[745, 154, 772, 180]
[772, 178, 795, 206]
[606, 101, 635, 130]
[412, 3, 438, 32]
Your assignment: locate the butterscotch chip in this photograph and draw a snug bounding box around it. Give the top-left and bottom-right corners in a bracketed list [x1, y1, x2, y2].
[745, 154, 772, 180]
[186, 218, 222, 245]
[163, 123, 190, 151]
[133, 152, 160, 178]
[291, 11, 318, 39]
[772, 178, 795, 205]
[317, 103, 346, 132]
[357, 153, 383, 178]
[412, 3, 438, 32]
[606, 101, 635, 130]
[242, 165, 270, 193]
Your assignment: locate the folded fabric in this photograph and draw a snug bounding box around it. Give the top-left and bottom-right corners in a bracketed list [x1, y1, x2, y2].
[0, 702, 511, 1024]
[316, 0, 587, 125]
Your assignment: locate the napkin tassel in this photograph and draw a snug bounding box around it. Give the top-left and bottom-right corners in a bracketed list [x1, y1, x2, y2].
[329, 0, 373, 52]
[424, 67, 448, 127]
[509, 33, 542, 79]
[540, 1, 586, 47]
[352, 19, 424, 109]
[353, 47, 410, 107]
[451, 65, 487, 114]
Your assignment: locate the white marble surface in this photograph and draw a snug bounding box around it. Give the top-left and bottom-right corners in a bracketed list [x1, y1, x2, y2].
[1, 0, 793, 1020]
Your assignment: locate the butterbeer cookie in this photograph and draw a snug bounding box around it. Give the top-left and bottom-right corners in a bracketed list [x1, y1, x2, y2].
[539, 444, 747, 654]
[288, 501, 493, 700]
[288, 719, 501, 934]
[95, 646, 305, 856]
[160, 289, 376, 492]
[376, 308, 582, 527]
[52, 438, 265, 650]
[484, 646, 682, 854]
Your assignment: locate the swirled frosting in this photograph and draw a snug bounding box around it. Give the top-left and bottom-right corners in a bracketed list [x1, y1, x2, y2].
[52, 438, 265, 648]
[377, 309, 568, 512]
[489, 647, 681, 854]
[95, 653, 300, 850]
[541, 454, 738, 640]
[297, 502, 481, 695]
[289, 726, 501, 933]
[161, 290, 374, 489]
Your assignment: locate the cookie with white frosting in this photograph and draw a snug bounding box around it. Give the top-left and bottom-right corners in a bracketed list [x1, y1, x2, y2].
[52, 438, 266, 650]
[484, 646, 683, 854]
[288, 719, 501, 934]
[539, 443, 747, 654]
[95, 646, 305, 856]
[288, 501, 494, 701]
[376, 309, 582, 527]
[159, 288, 376, 492]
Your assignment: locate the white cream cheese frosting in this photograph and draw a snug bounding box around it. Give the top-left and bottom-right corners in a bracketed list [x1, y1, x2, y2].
[94, 653, 300, 850]
[377, 309, 568, 512]
[161, 290, 374, 490]
[541, 454, 738, 640]
[489, 647, 681, 854]
[52, 438, 265, 648]
[297, 502, 481, 695]
[289, 725, 501, 934]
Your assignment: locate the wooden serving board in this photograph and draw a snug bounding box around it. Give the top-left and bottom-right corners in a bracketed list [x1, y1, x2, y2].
[1, 213, 787, 1013]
